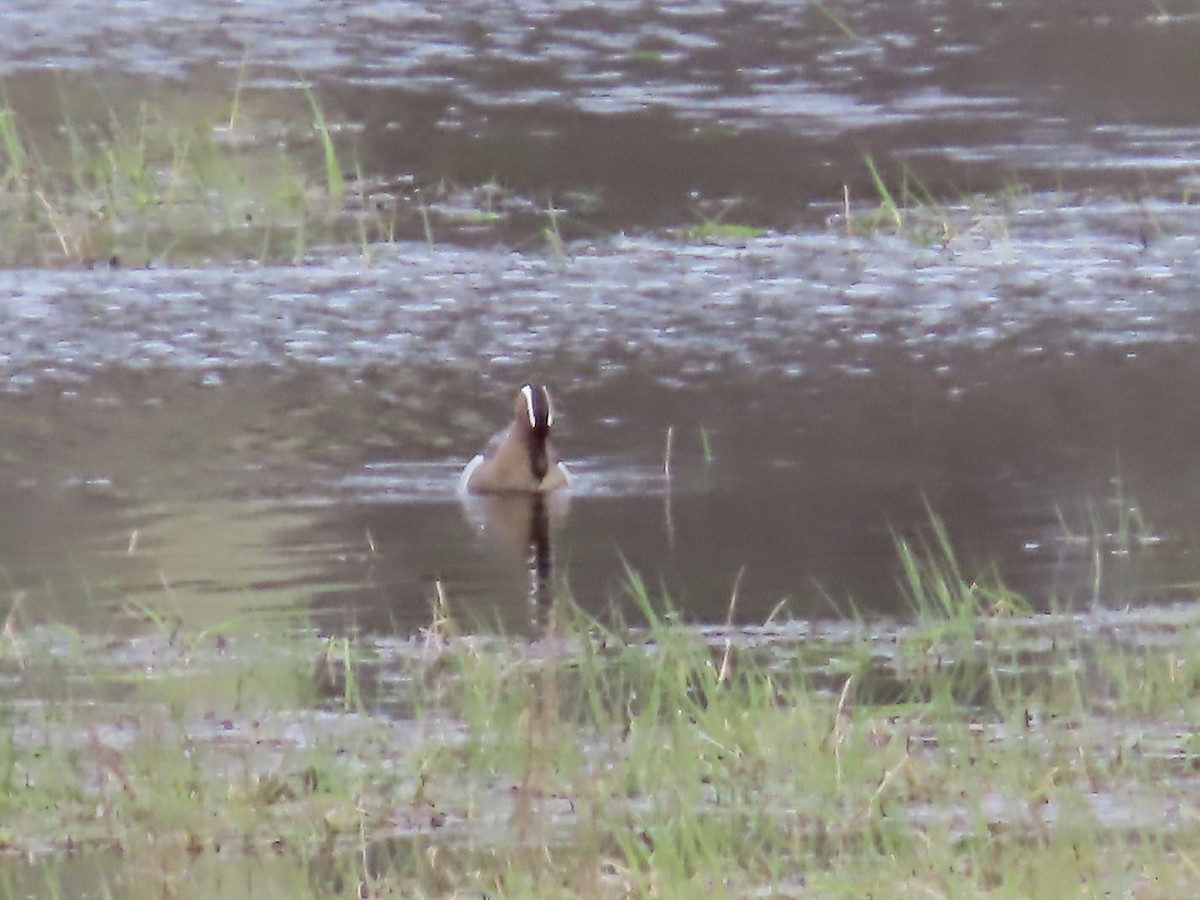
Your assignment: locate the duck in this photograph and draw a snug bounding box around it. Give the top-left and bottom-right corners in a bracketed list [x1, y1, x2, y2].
[459, 384, 570, 494]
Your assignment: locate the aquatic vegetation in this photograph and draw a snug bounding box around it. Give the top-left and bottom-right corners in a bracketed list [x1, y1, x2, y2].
[842, 154, 1024, 247]
[3, 523, 1200, 897]
[0, 84, 574, 267]
[1, 74, 684, 269]
[699, 425, 714, 467]
[0, 106, 29, 191]
[542, 196, 567, 260]
[0, 84, 1072, 269]
[897, 505, 1032, 628]
[678, 220, 766, 242]
[302, 85, 345, 200]
[843, 154, 952, 244]
[674, 197, 767, 243]
[1056, 473, 1160, 557]
[1047, 475, 1170, 609]
[812, 3, 859, 40]
[0, 86, 359, 266]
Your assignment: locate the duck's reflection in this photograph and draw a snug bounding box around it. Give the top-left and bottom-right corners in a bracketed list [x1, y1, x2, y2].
[460, 490, 570, 622]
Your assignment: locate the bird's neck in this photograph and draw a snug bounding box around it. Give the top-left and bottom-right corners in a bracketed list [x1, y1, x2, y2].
[528, 432, 549, 482]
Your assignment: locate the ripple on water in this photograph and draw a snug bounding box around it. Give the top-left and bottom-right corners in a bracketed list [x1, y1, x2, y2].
[0, 207, 1198, 386]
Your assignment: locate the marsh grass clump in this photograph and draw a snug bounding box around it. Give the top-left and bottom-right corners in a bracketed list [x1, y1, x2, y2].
[897, 506, 1032, 628]
[416, 580, 908, 897]
[673, 195, 767, 243]
[839, 154, 1023, 246]
[1056, 473, 1161, 558]
[0, 84, 418, 267]
[0, 80, 612, 268]
[1044, 475, 1174, 610]
[406, 566, 1200, 896]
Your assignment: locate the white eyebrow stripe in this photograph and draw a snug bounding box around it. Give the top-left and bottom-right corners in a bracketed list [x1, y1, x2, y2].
[521, 385, 537, 427]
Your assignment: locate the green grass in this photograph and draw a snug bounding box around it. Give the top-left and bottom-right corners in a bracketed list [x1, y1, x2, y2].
[699, 426, 714, 467]
[0, 83, 1053, 268]
[0, 82, 464, 266]
[0, 87, 357, 266]
[679, 220, 766, 241]
[897, 505, 1032, 627]
[303, 84, 345, 199]
[4, 517, 1200, 897]
[812, 3, 859, 39]
[543, 196, 567, 260]
[842, 154, 1025, 246]
[675, 197, 767, 243]
[1056, 472, 1159, 556]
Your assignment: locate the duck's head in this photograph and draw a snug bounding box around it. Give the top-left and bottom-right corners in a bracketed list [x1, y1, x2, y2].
[517, 384, 553, 436]
[516, 384, 554, 480]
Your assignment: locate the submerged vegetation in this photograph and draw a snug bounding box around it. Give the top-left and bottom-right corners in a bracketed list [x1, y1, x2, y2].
[2, 515, 1200, 898]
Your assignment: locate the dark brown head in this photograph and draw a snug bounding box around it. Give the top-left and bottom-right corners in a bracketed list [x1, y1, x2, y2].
[516, 384, 554, 482]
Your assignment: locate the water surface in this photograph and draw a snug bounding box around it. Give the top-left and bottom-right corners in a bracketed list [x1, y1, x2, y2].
[0, 212, 1198, 632]
[0, 1, 1199, 633]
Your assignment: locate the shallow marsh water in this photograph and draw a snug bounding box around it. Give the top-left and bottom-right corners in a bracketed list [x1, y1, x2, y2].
[4, 215, 1200, 633]
[0, 1, 1195, 632]
[2, 1, 1200, 894]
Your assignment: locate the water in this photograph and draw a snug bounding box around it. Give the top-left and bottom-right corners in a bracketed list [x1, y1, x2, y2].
[0, 1, 1199, 634]
[0, 220, 1197, 633]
